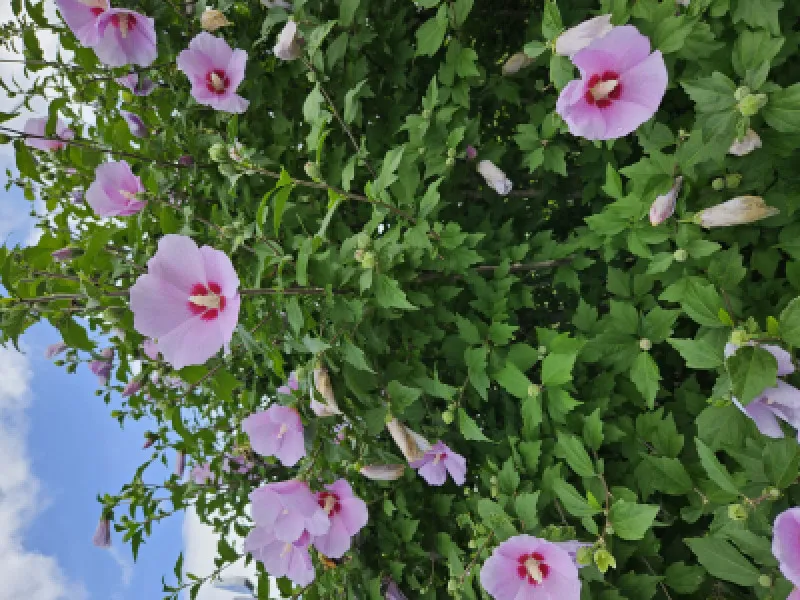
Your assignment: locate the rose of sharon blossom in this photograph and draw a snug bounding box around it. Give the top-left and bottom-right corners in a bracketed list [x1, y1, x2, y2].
[177, 32, 249, 114]
[480, 535, 581, 600]
[477, 160, 512, 196]
[244, 528, 314, 586]
[694, 196, 778, 228]
[773, 508, 800, 586]
[649, 176, 683, 226]
[311, 366, 342, 417]
[386, 419, 430, 463]
[115, 72, 156, 96]
[92, 516, 112, 548]
[45, 342, 67, 359]
[242, 405, 306, 467]
[725, 343, 800, 440]
[86, 161, 146, 217]
[249, 480, 330, 543]
[121, 111, 148, 138]
[277, 371, 299, 395]
[410, 441, 466, 486]
[121, 379, 142, 397]
[129, 235, 241, 369]
[312, 480, 369, 559]
[556, 26, 667, 140]
[23, 117, 74, 151]
[555, 15, 614, 58]
[94, 9, 157, 67]
[274, 21, 303, 61]
[359, 464, 406, 481]
[190, 462, 214, 484]
[142, 339, 160, 360]
[502, 53, 533, 76]
[729, 129, 762, 156]
[55, 0, 108, 46]
[174, 451, 186, 477]
[89, 348, 114, 385]
[790, 590, 800, 600]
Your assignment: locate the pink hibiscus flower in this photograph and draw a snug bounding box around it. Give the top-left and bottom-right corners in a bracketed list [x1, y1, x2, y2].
[115, 72, 156, 96]
[142, 338, 160, 360]
[121, 111, 148, 138]
[55, 0, 108, 47]
[480, 535, 582, 600]
[410, 441, 466, 486]
[312, 479, 369, 559]
[129, 235, 241, 369]
[45, 341, 67, 359]
[556, 25, 667, 140]
[176, 32, 249, 114]
[89, 348, 114, 385]
[85, 161, 146, 217]
[249, 480, 330, 543]
[277, 371, 299, 395]
[773, 508, 800, 586]
[190, 462, 214, 485]
[92, 516, 112, 547]
[23, 117, 74, 151]
[244, 528, 315, 586]
[94, 9, 157, 67]
[242, 405, 306, 467]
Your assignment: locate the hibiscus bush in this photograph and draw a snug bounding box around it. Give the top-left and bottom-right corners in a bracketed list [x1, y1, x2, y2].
[5, 0, 800, 598]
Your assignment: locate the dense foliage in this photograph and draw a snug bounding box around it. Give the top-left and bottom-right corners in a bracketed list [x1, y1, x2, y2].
[4, 0, 800, 598]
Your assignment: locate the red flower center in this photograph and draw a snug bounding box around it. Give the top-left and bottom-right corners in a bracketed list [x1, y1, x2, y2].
[585, 71, 622, 109]
[110, 13, 137, 37]
[206, 70, 230, 94]
[516, 552, 550, 586]
[187, 282, 227, 321]
[318, 492, 342, 515]
[90, 7, 105, 16]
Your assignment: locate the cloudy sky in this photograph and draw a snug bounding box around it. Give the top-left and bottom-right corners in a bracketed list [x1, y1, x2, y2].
[0, 3, 260, 600]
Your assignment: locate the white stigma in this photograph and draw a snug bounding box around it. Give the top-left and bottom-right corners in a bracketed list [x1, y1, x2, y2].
[210, 72, 225, 91]
[188, 293, 221, 309]
[525, 557, 544, 583]
[590, 79, 618, 101]
[323, 495, 336, 515]
[277, 423, 289, 439]
[280, 542, 292, 557]
[433, 453, 444, 465]
[119, 14, 131, 38]
[119, 189, 138, 201]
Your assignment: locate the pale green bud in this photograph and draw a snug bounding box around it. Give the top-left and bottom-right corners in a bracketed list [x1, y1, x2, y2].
[729, 330, 750, 346]
[442, 410, 454, 424]
[594, 549, 617, 573]
[727, 503, 748, 521]
[737, 93, 768, 117]
[209, 143, 227, 162]
[576, 546, 593, 566]
[712, 178, 726, 191]
[725, 173, 742, 188]
[673, 249, 688, 262]
[639, 338, 653, 351]
[758, 575, 772, 588]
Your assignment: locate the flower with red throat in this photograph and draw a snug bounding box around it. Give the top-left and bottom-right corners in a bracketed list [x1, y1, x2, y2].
[242, 405, 306, 467]
[23, 117, 74, 151]
[177, 32, 249, 114]
[556, 25, 667, 140]
[86, 161, 146, 217]
[93, 9, 157, 67]
[115, 72, 156, 96]
[773, 508, 800, 586]
[129, 235, 241, 369]
[480, 535, 582, 600]
[312, 479, 369, 559]
[410, 441, 466, 486]
[249, 480, 330, 543]
[244, 528, 315, 586]
[55, 0, 108, 47]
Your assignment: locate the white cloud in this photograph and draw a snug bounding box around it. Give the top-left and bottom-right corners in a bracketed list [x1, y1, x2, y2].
[182, 508, 262, 600]
[0, 344, 88, 600]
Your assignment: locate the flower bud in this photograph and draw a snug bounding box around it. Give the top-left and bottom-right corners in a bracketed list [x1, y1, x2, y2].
[360, 251, 376, 269]
[92, 514, 112, 548]
[639, 338, 652, 351]
[45, 341, 67, 359]
[576, 546, 594, 566]
[727, 503, 748, 521]
[712, 178, 726, 191]
[311, 366, 342, 417]
[758, 575, 772, 588]
[174, 451, 186, 478]
[274, 21, 304, 61]
[143, 432, 158, 449]
[593, 548, 617, 573]
[445, 157, 456, 167]
[729, 330, 750, 346]
[209, 142, 227, 162]
[200, 9, 231, 31]
[694, 196, 778, 228]
[477, 160, 513, 196]
[465, 145, 477, 160]
[121, 379, 142, 398]
[725, 173, 742, 188]
[649, 176, 683, 225]
[737, 93, 768, 117]
[386, 418, 430, 463]
[527, 384, 541, 398]
[51, 247, 78, 262]
[304, 161, 322, 182]
[673, 249, 688, 262]
[729, 129, 762, 156]
[70, 189, 84, 203]
[554, 15, 614, 57]
[121, 111, 148, 138]
[229, 141, 245, 163]
[178, 154, 195, 167]
[502, 52, 533, 75]
[359, 464, 406, 481]
[422, 109, 431, 119]
[734, 86, 751, 102]
[768, 487, 781, 499]
[442, 410, 454, 424]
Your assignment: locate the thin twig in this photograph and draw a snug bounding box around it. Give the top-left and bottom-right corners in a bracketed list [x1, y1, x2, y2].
[460, 531, 494, 584]
[641, 556, 674, 600]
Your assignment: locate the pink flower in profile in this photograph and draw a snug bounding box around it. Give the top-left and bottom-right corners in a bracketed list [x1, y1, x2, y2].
[312, 480, 369, 559]
[121, 111, 148, 137]
[129, 235, 241, 369]
[249, 480, 330, 543]
[115, 72, 156, 96]
[190, 462, 214, 484]
[556, 25, 667, 140]
[274, 21, 303, 61]
[89, 348, 114, 385]
[649, 176, 683, 225]
[242, 405, 306, 467]
[142, 338, 160, 360]
[93, 9, 157, 67]
[244, 528, 315, 586]
[277, 371, 299, 395]
[86, 161, 146, 217]
[121, 379, 142, 397]
[177, 32, 249, 114]
[410, 441, 466, 486]
[52, 248, 76, 262]
[359, 464, 405, 481]
[55, 0, 108, 47]
[23, 117, 74, 151]
[480, 535, 581, 600]
[174, 451, 186, 477]
[773, 508, 800, 586]
[92, 516, 112, 548]
[45, 342, 67, 359]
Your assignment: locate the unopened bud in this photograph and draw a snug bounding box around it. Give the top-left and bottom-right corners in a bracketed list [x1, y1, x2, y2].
[727, 503, 748, 521]
[304, 161, 322, 182]
[729, 330, 750, 346]
[734, 86, 751, 102]
[576, 546, 593, 566]
[725, 173, 742, 188]
[143, 432, 158, 449]
[200, 9, 231, 32]
[51, 247, 79, 261]
[209, 143, 227, 162]
[758, 575, 772, 588]
[594, 548, 617, 573]
[639, 338, 652, 351]
[737, 93, 768, 117]
[712, 178, 726, 191]
[360, 251, 376, 269]
[354, 248, 365, 262]
[673, 249, 688, 262]
[442, 410, 454, 424]
[178, 154, 194, 167]
[527, 384, 541, 398]
[768, 487, 781, 499]
[422, 109, 431, 119]
[465, 145, 477, 160]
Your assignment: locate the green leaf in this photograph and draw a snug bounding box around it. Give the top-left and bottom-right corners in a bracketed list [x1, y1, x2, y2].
[631, 352, 661, 408]
[498, 458, 520, 495]
[643, 456, 693, 494]
[342, 340, 374, 372]
[764, 84, 800, 133]
[556, 432, 595, 477]
[514, 492, 540, 529]
[542, 0, 562, 39]
[477, 499, 517, 541]
[373, 146, 405, 193]
[681, 72, 736, 113]
[272, 184, 293, 237]
[415, 5, 448, 57]
[541, 353, 576, 386]
[668, 338, 724, 369]
[609, 500, 660, 541]
[695, 438, 739, 495]
[57, 318, 93, 351]
[387, 380, 422, 414]
[466, 346, 490, 400]
[727, 345, 778, 405]
[763, 438, 800, 488]
[685, 537, 760, 586]
[779, 297, 800, 345]
[419, 178, 442, 219]
[680, 280, 727, 328]
[731, 0, 783, 36]
[339, 0, 359, 25]
[458, 408, 489, 441]
[583, 409, 604, 451]
[374, 275, 417, 310]
[552, 479, 600, 518]
[664, 563, 706, 594]
[493, 362, 532, 399]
